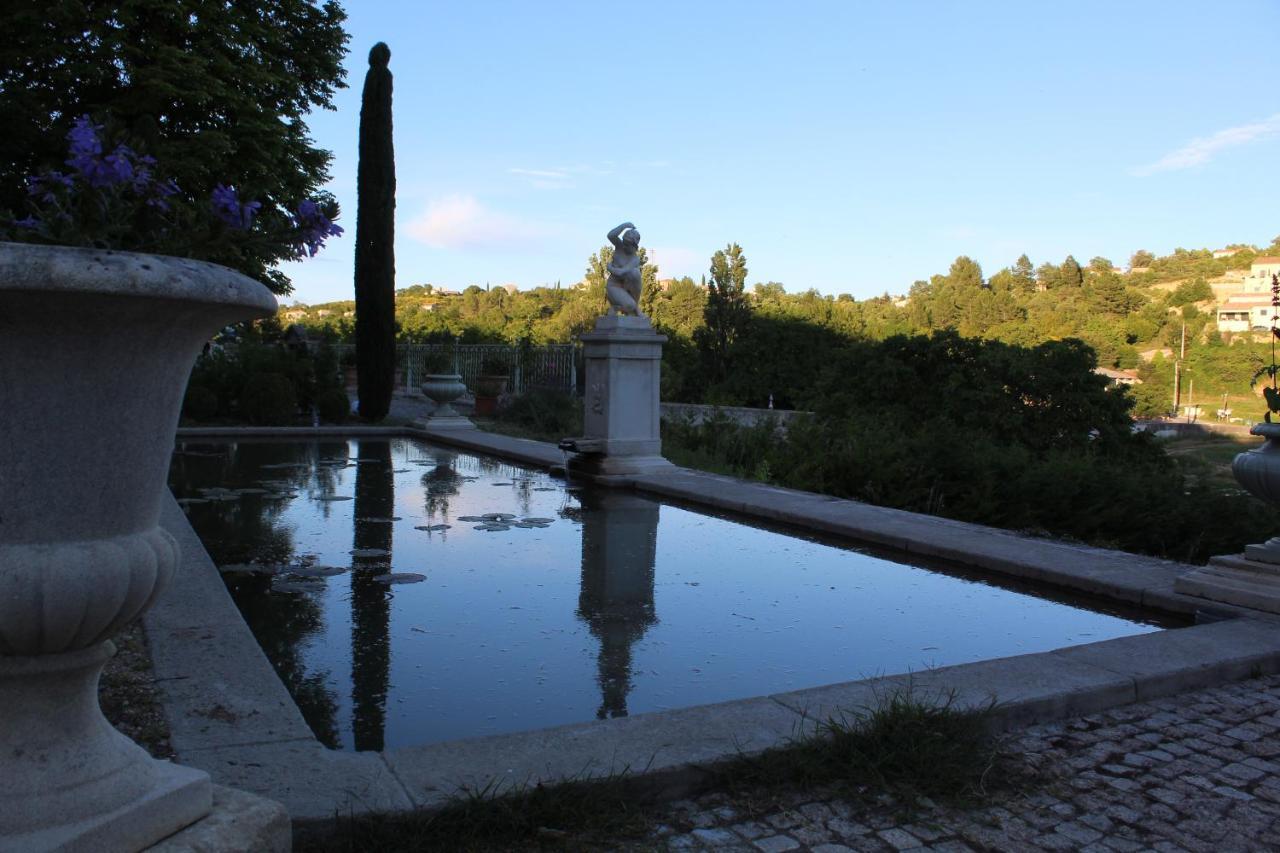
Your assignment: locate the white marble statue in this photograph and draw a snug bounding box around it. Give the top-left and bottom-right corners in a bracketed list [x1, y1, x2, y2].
[605, 222, 643, 316]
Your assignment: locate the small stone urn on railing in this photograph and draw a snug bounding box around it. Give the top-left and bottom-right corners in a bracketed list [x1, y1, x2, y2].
[0, 242, 276, 850]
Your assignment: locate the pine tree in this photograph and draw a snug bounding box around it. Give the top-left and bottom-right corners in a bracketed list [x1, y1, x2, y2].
[354, 42, 396, 422]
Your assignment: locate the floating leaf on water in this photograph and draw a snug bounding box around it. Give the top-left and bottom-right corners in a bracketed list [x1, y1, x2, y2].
[456, 516, 487, 522]
[392, 468, 411, 473]
[475, 524, 510, 532]
[482, 513, 516, 520]
[512, 522, 539, 528]
[532, 487, 557, 492]
[414, 524, 451, 531]
[349, 548, 391, 558]
[235, 487, 269, 495]
[373, 573, 426, 584]
[356, 516, 402, 523]
[260, 462, 308, 470]
[491, 482, 512, 486]
[205, 494, 240, 502]
[288, 565, 346, 578]
[176, 498, 208, 505]
[522, 517, 554, 524]
[318, 495, 353, 502]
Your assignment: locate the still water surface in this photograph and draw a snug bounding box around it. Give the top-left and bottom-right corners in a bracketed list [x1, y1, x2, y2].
[169, 438, 1170, 751]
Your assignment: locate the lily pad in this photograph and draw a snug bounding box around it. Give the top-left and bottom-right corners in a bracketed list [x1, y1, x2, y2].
[235, 487, 269, 495]
[414, 524, 451, 531]
[176, 498, 208, 505]
[456, 515, 487, 522]
[356, 516, 402, 523]
[372, 573, 426, 584]
[482, 512, 516, 520]
[532, 487, 557, 492]
[475, 524, 511, 532]
[318, 495, 353, 502]
[349, 548, 391, 558]
[522, 517, 554, 524]
[288, 565, 346, 578]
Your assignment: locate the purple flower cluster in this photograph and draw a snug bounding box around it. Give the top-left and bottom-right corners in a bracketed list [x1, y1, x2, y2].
[58, 116, 179, 208]
[291, 198, 344, 257]
[211, 184, 262, 230]
[8, 113, 342, 262]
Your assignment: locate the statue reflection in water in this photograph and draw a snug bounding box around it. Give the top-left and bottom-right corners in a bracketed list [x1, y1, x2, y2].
[574, 490, 659, 719]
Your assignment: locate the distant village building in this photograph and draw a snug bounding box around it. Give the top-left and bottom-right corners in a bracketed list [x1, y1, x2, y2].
[1216, 292, 1275, 332]
[1239, 257, 1280, 293]
[1215, 258, 1280, 332]
[1094, 367, 1142, 387]
[280, 308, 308, 322]
[1213, 247, 1243, 259]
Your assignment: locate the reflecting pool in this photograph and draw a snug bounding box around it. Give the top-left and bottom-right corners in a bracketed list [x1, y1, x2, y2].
[169, 438, 1173, 751]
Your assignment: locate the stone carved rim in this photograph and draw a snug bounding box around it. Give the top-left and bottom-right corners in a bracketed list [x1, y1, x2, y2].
[1250, 422, 1280, 440]
[0, 240, 277, 315]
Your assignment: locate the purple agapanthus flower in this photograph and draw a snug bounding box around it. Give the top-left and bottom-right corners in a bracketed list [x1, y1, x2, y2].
[26, 171, 74, 203]
[290, 199, 343, 257]
[210, 184, 261, 230]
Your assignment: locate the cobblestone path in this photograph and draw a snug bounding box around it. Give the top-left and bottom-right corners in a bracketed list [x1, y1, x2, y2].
[642, 675, 1280, 852]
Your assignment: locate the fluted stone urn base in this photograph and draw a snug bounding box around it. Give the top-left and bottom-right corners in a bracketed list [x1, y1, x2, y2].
[0, 242, 277, 851]
[0, 644, 210, 851]
[1178, 422, 1280, 614]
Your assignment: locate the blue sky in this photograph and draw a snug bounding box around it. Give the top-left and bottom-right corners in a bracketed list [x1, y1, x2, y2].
[279, 0, 1280, 305]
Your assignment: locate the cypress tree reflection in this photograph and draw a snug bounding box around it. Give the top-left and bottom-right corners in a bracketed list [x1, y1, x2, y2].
[350, 440, 394, 751]
[575, 491, 659, 719]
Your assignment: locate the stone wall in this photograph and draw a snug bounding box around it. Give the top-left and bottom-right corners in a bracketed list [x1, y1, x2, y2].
[659, 402, 809, 430]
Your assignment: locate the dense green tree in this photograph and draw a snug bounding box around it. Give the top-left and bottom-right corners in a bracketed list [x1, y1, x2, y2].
[0, 0, 348, 294]
[354, 42, 396, 421]
[696, 243, 751, 384]
[1130, 250, 1155, 268]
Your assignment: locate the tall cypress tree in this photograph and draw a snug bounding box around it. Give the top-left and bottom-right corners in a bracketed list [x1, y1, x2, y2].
[354, 42, 396, 421]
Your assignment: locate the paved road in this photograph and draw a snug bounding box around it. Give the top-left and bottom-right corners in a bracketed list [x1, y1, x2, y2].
[642, 675, 1280, 852]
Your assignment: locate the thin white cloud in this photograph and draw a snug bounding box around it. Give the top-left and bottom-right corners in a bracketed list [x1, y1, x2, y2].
[406, 195, 553, 251]
[509, 168, 569, 179]
[1134, 113, 1280, 176]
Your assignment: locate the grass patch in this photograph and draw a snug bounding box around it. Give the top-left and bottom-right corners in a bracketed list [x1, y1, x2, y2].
[1163, 433, 1258, 492]
[717, 685, 1005, 809]
[294, 771, 658, 852]
[294, 685, 1009, 851]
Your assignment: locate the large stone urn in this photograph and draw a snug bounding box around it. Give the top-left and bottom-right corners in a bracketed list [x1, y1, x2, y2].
[0, 242, 276, 850]
[1177, 422, 1280, 613]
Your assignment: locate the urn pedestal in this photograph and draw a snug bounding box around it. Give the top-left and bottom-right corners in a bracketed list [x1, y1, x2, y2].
[1177, 422, 1280, 614]
[0, 242, 276, 850]
[564, 314, 674, 482]
[414, 373, 473, 430]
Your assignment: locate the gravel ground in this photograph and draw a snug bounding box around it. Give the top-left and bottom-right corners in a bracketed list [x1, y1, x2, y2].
[100, 621, 175, 760]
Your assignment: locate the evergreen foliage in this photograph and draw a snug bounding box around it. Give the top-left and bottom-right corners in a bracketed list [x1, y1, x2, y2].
[354, 42, 396, 422]
[0, 0, 348, 294]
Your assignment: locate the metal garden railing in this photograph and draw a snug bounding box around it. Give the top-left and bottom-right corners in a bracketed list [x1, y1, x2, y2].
[338, 343, 579, 395]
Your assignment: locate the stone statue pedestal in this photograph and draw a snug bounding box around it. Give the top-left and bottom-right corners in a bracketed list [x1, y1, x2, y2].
[567, 315, 673, 481]
[1176, 553, 1280, 614]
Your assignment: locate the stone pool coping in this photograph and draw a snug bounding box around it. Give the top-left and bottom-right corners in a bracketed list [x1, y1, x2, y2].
[152, 425, 1280, 822]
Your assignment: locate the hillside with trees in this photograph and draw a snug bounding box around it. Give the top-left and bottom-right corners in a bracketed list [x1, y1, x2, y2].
[289, 236, 1280, 417]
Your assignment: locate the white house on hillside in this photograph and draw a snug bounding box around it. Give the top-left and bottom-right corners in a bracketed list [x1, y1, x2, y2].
[1240, 257, 1280, 293]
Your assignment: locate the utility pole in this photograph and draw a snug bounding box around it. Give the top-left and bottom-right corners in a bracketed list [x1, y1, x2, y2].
[1173, 323, 1186, 416]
